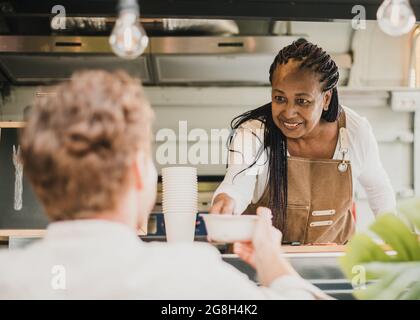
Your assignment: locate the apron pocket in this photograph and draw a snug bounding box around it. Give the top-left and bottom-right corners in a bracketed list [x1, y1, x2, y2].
[309, 220, 333, 227]
[283, 204, 310, 244]
[307, 218, 337, 244]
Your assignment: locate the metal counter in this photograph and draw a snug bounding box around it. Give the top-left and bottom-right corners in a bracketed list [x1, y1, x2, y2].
[222, 252, 354, 300]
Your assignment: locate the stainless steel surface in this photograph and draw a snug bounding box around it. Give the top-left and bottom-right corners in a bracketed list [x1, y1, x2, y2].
[0, 54, 151, 83]
[150, 36, 351, 69]
[0, 36, 152, 84]
[160, 19, 239, 35]
[0, 36, 151, 83]
[0, 35, 316, 55]
[222, 253, 355, 300]
[150, 36, 349, 85]
[0, 35, 352, 85]
[0, 36, 125, 53]
[151, 35, 300, 54]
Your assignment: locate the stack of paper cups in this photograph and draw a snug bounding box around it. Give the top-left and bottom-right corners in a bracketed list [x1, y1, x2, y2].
[162, 166, 198, 243]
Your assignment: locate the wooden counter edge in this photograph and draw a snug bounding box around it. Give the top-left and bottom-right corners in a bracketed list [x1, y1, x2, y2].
[0, 230, 404, 253]
[0, 121, 26, 128]
[281, 245, 347, 253]
[0, 229, 147, 238]
[0, 230, 346, 253]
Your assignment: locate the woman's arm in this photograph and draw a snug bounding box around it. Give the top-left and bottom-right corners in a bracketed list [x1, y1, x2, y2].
[211, 122, 267, 214]
[357, 119, 396, 215]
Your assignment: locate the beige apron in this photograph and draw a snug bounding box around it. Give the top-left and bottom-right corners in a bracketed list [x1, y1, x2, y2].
[244, 111, 355, 245]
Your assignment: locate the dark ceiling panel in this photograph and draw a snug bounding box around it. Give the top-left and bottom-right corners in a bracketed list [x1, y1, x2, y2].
[3, 0, 420, 21]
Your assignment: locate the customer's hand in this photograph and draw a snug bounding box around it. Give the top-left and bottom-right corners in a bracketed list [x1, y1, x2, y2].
[210, 193, 236, 214]
[234, 207, 299, 287]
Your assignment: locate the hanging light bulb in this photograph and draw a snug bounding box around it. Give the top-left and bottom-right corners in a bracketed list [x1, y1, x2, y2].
[109, 0, 149, 59]
[377, 0, 416, 36]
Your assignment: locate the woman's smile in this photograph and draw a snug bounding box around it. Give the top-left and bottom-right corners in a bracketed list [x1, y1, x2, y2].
[277, 116, 305, 134]
[281, 120, 303, 130]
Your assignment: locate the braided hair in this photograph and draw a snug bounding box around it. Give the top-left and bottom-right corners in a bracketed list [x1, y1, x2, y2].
[229, 38, 341, 231]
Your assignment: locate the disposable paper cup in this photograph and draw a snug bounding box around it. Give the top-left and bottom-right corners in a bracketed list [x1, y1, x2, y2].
[163, 211, 197, 216]
[163, 200, 198, 204]
[163, 182, 197, 186]
[162, 198, 198, 203]
[163, 186, 197, 190]
[164, 213, 197, 243]
[162, 180, 197, 184]
[162, 168, 197, 180]
[162, 166, 198, 217]
[162, 206, 197, 215]
[163, 204, 198, 211]
[163, 174, 196, 178]
[162, 166, 197, 173]
[163, 203, 198, 209]
[163, 210, 197, 215]
[162, 178, 197, 182]
[162, 198, 198, 204]
[162, 190, 198, 194]
[163, 200, 197, 204]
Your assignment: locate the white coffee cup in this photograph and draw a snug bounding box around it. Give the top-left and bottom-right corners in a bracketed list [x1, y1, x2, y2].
[162, 166, 198, 216]
[164, 213, 197, 243]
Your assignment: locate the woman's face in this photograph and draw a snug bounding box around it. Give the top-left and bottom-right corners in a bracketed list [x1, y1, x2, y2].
[271, 59, 332, 139]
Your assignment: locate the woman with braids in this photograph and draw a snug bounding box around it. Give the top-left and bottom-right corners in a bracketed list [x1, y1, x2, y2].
[210, 39, 396, 245]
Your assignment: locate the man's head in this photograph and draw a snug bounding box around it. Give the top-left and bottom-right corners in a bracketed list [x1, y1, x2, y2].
[20, 70, 157, 228]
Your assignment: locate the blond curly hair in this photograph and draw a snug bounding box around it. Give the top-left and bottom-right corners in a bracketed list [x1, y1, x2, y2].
[20, 70, 154, 220]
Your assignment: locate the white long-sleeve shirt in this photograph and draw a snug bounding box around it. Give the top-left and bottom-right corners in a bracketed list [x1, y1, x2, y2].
[213, 106, 396, 216]
[0, 220, 326, 299]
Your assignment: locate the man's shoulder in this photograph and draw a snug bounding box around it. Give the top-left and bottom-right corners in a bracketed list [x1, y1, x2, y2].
[140, 241, 227, 272]
[0, 248, 25, 265]
[0, 244, 46, 273]
[0, 248, 30, 290]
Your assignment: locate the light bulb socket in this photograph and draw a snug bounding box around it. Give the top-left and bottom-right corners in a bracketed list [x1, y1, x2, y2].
[117, 0, 139, 14]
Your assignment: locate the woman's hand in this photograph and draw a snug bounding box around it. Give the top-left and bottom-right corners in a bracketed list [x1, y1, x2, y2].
[210, 193, 236, 214]
[234, 207, 299, 287]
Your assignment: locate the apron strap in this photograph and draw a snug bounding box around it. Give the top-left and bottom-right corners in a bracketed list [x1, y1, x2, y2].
[338, 108, 346, 129]
[337, 109, 349, 170]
